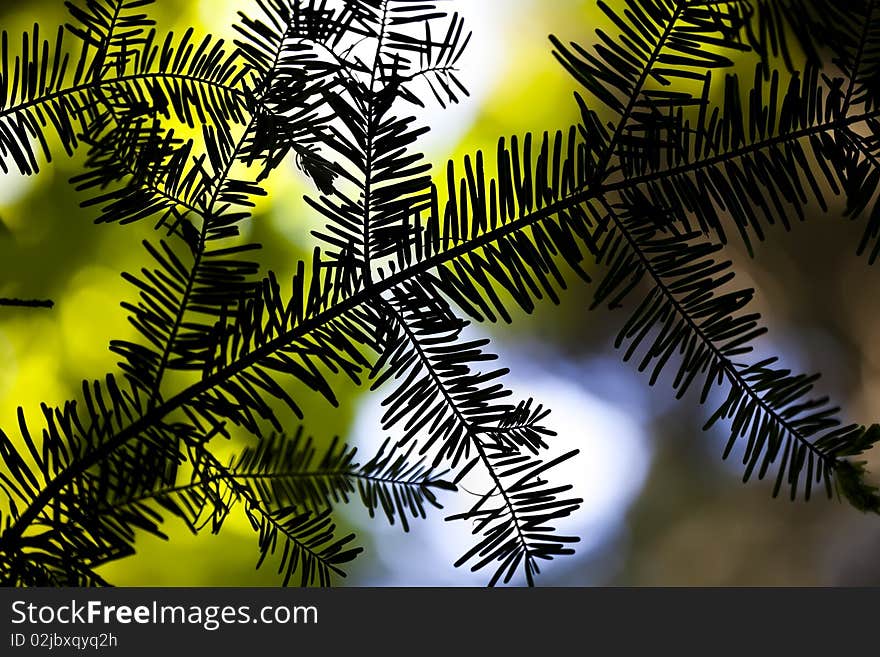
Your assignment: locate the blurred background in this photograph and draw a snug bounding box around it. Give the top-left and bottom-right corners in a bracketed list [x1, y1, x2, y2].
[1, 0, 879, 586]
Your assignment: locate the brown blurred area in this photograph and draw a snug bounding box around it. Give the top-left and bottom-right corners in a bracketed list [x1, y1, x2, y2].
[617, 210, 880, 586]
[531, 200, 880, 586]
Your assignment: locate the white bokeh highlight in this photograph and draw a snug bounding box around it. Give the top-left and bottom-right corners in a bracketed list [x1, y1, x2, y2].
[347, 343, 653, 586]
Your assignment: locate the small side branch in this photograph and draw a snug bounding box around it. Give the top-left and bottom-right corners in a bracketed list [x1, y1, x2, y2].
[0, 298, 54, 309]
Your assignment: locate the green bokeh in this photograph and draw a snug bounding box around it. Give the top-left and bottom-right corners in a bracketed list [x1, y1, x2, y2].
[0, 0, 613, 585]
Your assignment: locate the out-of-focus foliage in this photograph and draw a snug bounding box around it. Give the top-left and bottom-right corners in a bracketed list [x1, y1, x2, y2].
[0, 0, 585, 587]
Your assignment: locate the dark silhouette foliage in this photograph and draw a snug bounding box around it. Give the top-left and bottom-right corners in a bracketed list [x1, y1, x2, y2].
[0, 0, 878, 587]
